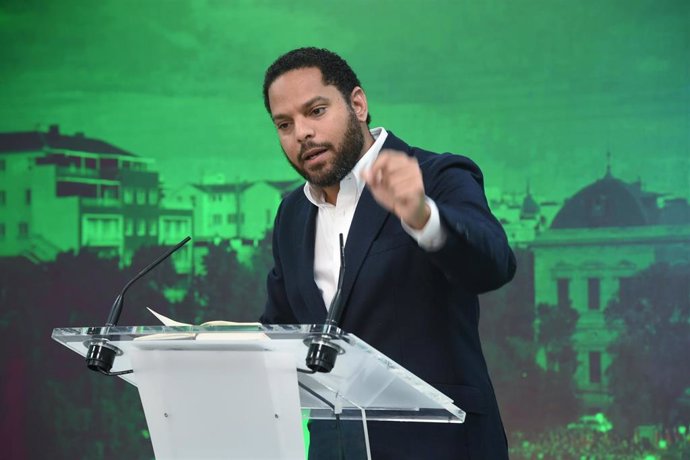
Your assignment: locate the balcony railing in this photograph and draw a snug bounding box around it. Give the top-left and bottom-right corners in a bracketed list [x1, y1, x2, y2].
[56, 166, 100, 179]
[80, 197, 122, 208]
[82, 237, 123, 247]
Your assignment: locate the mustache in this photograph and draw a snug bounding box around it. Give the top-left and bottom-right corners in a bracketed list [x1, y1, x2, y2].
[299, 141, 333, 161]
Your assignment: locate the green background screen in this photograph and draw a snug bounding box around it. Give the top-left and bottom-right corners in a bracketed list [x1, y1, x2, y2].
[0, 0, 688, 458]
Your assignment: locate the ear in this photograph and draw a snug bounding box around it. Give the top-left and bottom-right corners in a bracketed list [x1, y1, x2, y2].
[349, 86, 369, 123]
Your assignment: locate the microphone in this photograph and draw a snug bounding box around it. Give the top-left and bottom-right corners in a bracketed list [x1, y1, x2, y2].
[305, 233, 347, 373]
[325, 233, 347, 327]
[86, 236, 192, 376]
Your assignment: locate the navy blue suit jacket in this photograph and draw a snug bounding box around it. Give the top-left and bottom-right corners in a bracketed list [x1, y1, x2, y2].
[261, 132, 516, 459]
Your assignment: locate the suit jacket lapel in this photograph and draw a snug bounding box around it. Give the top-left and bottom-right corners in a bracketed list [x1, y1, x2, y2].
[339, 186, 390, 315]
[330, 132, 411, 322]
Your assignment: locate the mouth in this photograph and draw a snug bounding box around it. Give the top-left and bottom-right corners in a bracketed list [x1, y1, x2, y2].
[302, 147, 328, 164]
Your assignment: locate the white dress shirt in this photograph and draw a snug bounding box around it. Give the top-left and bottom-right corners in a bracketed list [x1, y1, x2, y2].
[303, 127, 447, 310]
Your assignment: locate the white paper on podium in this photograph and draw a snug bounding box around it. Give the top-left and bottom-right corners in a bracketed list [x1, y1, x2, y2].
[130, 347, 305, 460]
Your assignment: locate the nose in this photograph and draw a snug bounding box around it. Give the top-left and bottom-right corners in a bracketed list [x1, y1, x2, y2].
[294, 117, 315, 144]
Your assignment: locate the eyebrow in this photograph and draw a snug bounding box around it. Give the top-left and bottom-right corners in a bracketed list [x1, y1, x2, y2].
[272, 96, 331, 122]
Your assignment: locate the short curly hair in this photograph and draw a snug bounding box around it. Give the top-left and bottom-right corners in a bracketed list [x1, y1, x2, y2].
[263, 47, 371, 124]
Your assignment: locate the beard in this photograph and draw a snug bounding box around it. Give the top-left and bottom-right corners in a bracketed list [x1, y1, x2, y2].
[285, 110, 365, 188]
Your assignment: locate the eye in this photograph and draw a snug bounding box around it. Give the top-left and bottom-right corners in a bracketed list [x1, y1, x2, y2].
[276, 121, 290, 131]
[311, 106, 326, 116]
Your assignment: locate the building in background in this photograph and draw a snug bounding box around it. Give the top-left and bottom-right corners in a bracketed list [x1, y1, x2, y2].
[531, 164, 690, 411]
[164, 174, 301, 268]
[165, 174, 301, 243]
[488, 185, 561, 247]
[0, 125, 193, 271]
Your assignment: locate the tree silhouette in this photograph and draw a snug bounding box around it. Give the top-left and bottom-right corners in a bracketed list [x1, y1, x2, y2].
[123, 244, 180, 325]
[480, 249, 580, 437]
[177, 240, 264, 323]
[536, 301, 579, 375]
[0, 251, 154, 459]
[605, 262, 690, 434]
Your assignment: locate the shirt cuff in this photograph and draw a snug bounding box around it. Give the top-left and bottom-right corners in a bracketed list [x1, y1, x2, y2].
[401, 197, 447, 251]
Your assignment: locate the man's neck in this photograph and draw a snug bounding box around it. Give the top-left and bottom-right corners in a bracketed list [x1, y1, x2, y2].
[323, 128, 376, 205]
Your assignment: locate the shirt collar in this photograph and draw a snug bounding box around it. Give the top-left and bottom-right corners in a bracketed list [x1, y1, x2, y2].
[303, 127, 388, 207]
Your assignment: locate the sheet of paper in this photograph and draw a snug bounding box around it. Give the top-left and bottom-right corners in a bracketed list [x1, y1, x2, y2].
[201, 319, 261, 326]
[147, 307, 192, 326]
[146, 308, 267, 340]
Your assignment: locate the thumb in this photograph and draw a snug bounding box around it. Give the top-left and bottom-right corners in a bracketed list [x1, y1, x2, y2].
[360, 168, 372, 185]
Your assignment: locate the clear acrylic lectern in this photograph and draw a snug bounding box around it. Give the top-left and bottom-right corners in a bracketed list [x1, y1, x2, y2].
[52, 325, 465, 460]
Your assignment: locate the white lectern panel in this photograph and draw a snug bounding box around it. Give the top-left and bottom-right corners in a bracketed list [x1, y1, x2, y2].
[130, 349, 305, 460]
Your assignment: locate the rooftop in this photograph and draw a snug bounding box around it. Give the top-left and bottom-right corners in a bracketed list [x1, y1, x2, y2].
[0, 124, 136, 157]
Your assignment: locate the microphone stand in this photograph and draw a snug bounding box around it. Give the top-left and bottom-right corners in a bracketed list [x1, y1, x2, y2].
[86, 236, 192, 376]
[305, 234, 347, 373]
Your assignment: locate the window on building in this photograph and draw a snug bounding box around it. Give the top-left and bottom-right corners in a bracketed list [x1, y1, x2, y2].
[25, 189, 31, 205]
[150, 220, 158, 236]
[589, 351, 601, 383]
[85, 218, 98, 241]
[136, 188, 146, 205]
[0, 190, 5, 206]
[57, 182, 97, 198]
[102, 186, 119, 200]
[137, 219, 146, 236]
[18, 222, 29, 238]
[162, 220, 171, 238]
[65, 155, 80, 170]
[557, 278, 570, 308]
[149, 189, 159, 206]
[125, 218, 133, 236]
[101, 158, 117, 169]
[227, 213, 237, 224]
[104, 218, 119, 238]
[619, 276, 634, 297]
[123, 188, 133, 204]
[588, 278, 601, 310]
[102, 219, 113, 238]
[212, 214, 222, 225]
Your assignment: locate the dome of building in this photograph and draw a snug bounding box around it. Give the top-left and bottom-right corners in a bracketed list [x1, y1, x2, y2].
[551, 169, 658, 229]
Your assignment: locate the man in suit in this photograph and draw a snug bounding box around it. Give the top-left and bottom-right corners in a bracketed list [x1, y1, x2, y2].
[260, 47, 516, 459]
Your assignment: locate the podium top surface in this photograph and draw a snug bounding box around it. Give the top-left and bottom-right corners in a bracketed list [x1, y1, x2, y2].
[52, 324, 465, 423]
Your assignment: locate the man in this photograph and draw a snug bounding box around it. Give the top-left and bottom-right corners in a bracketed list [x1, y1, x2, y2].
[260, 47, 516, 459]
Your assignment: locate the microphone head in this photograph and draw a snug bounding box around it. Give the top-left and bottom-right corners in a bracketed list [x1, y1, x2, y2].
[339, 233, 345, 265]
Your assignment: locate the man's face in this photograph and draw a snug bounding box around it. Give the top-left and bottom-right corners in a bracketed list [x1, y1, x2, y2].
[267, 67, 366, 187]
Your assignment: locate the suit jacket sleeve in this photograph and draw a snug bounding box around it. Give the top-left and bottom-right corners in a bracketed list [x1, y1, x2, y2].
[260, 200, 299, 324]
[420, 152, 516, 294]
